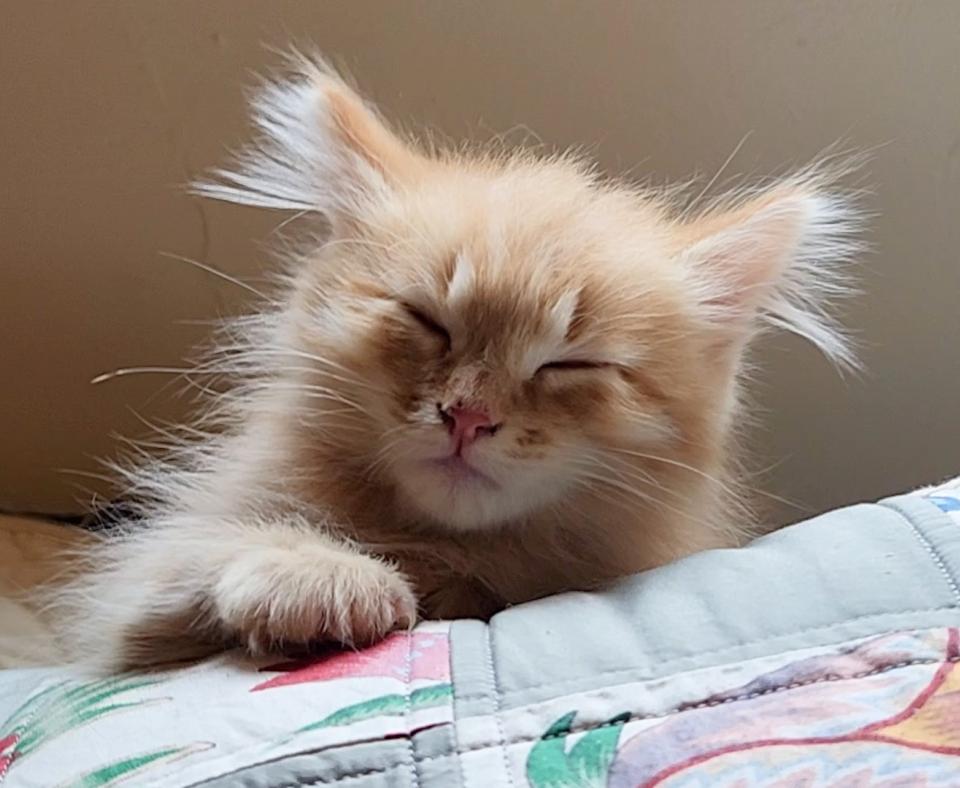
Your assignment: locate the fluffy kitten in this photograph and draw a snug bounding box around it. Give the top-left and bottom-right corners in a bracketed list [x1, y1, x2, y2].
[55, 57, 860, 668]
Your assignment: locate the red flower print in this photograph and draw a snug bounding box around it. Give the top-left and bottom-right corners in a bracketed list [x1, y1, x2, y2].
[252, 631, 450, 691]
[0, 731, 19, 777]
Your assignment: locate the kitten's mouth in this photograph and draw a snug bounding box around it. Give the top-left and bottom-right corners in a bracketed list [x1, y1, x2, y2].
[429, 455, 498, 488]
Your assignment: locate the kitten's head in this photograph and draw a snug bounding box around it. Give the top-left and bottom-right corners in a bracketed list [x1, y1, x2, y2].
[199, 59, 860, 532]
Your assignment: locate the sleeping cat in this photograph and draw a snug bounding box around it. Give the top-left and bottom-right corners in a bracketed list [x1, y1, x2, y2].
[54, 56, 861, 668]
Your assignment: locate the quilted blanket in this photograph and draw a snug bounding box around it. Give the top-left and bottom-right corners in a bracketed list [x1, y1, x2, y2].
[2, 478, 960, 786]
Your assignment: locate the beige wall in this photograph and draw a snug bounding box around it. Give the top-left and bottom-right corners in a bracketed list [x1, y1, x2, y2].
[2, 1, 958, 521]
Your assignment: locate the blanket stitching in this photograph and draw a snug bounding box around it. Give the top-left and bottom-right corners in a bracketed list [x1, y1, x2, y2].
[486, 623, 513, 788]
[403, 630, 419, 788]
[452, 678, 469, 788]
[880, 501, 960, 604]
[456, 607, 959, 702]
[290, 651, 958, 785]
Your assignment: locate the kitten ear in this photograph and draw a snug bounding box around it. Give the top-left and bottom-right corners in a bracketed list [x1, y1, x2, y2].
[677, 182, 861, 369]
[193, 56, 423, 220]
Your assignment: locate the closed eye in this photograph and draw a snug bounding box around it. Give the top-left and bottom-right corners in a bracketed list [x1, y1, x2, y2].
[537, 359, 610, 373]
[403, 304, 451, 347]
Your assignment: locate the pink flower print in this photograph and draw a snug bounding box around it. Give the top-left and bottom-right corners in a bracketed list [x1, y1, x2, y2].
[252, 631, 450, 691]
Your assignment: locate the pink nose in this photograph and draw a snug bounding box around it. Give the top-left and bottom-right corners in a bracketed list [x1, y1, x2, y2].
[439, 403, 501, 449]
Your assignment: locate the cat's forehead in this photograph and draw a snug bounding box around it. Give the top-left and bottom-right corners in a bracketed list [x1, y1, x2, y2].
[396, 250, 658, 368]
[361, 164, 681, 361]
[441, 251, 576, 332]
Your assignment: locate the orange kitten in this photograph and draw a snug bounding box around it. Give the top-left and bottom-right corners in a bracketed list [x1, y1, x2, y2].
[54, 57, 861, 668]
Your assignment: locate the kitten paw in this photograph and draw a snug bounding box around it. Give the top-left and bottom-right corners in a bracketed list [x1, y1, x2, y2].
[213, 547, 417, 655]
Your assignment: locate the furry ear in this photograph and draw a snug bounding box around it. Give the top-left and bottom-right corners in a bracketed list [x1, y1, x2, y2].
[677, 182, 861, 368]
[193, 56, 423, 220]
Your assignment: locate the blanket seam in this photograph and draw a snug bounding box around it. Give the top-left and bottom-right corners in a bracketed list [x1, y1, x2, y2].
[452, 639, 469, 788]
[486, 622, 513, 788]
[403, 628, 419, 788]
[879, 500, 960, 605]
[457, 606, 959, 702]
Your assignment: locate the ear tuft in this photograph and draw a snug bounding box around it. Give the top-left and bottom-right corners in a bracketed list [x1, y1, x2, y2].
[192, 54, 421, 217]
[762, 189, 863, 369]
[678, 173, 865, 370]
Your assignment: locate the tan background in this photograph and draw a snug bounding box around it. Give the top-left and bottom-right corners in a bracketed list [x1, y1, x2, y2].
[2, 1, 958, 521]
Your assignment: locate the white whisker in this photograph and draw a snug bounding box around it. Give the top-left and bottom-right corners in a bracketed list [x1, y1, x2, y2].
[159, 252, 268, 299]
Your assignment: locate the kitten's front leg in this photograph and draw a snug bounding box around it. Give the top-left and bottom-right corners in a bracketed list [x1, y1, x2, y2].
[58, 512, 417, 668]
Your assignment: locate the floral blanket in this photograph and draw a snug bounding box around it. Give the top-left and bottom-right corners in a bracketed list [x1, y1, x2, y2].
[2, 477, 960, 787]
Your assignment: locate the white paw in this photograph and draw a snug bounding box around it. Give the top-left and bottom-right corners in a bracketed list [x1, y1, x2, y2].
[212, 547, 418, 655]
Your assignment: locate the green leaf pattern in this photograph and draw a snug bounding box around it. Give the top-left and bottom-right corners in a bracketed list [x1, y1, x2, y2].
[298, 682, 453, 733]
[526, 710, 630, 788]
[2, 676, 162, 762]
[58, 744, 212, 788]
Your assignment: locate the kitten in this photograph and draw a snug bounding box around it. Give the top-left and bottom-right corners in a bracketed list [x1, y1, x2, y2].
[54, 56, 861, 668]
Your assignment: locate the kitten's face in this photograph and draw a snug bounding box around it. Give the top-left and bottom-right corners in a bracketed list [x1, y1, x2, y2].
[202, 62, 855, 532]
[297, 166, 712, 530]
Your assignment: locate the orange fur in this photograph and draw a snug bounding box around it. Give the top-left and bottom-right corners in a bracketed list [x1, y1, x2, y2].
[51, 56, 862, 668]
